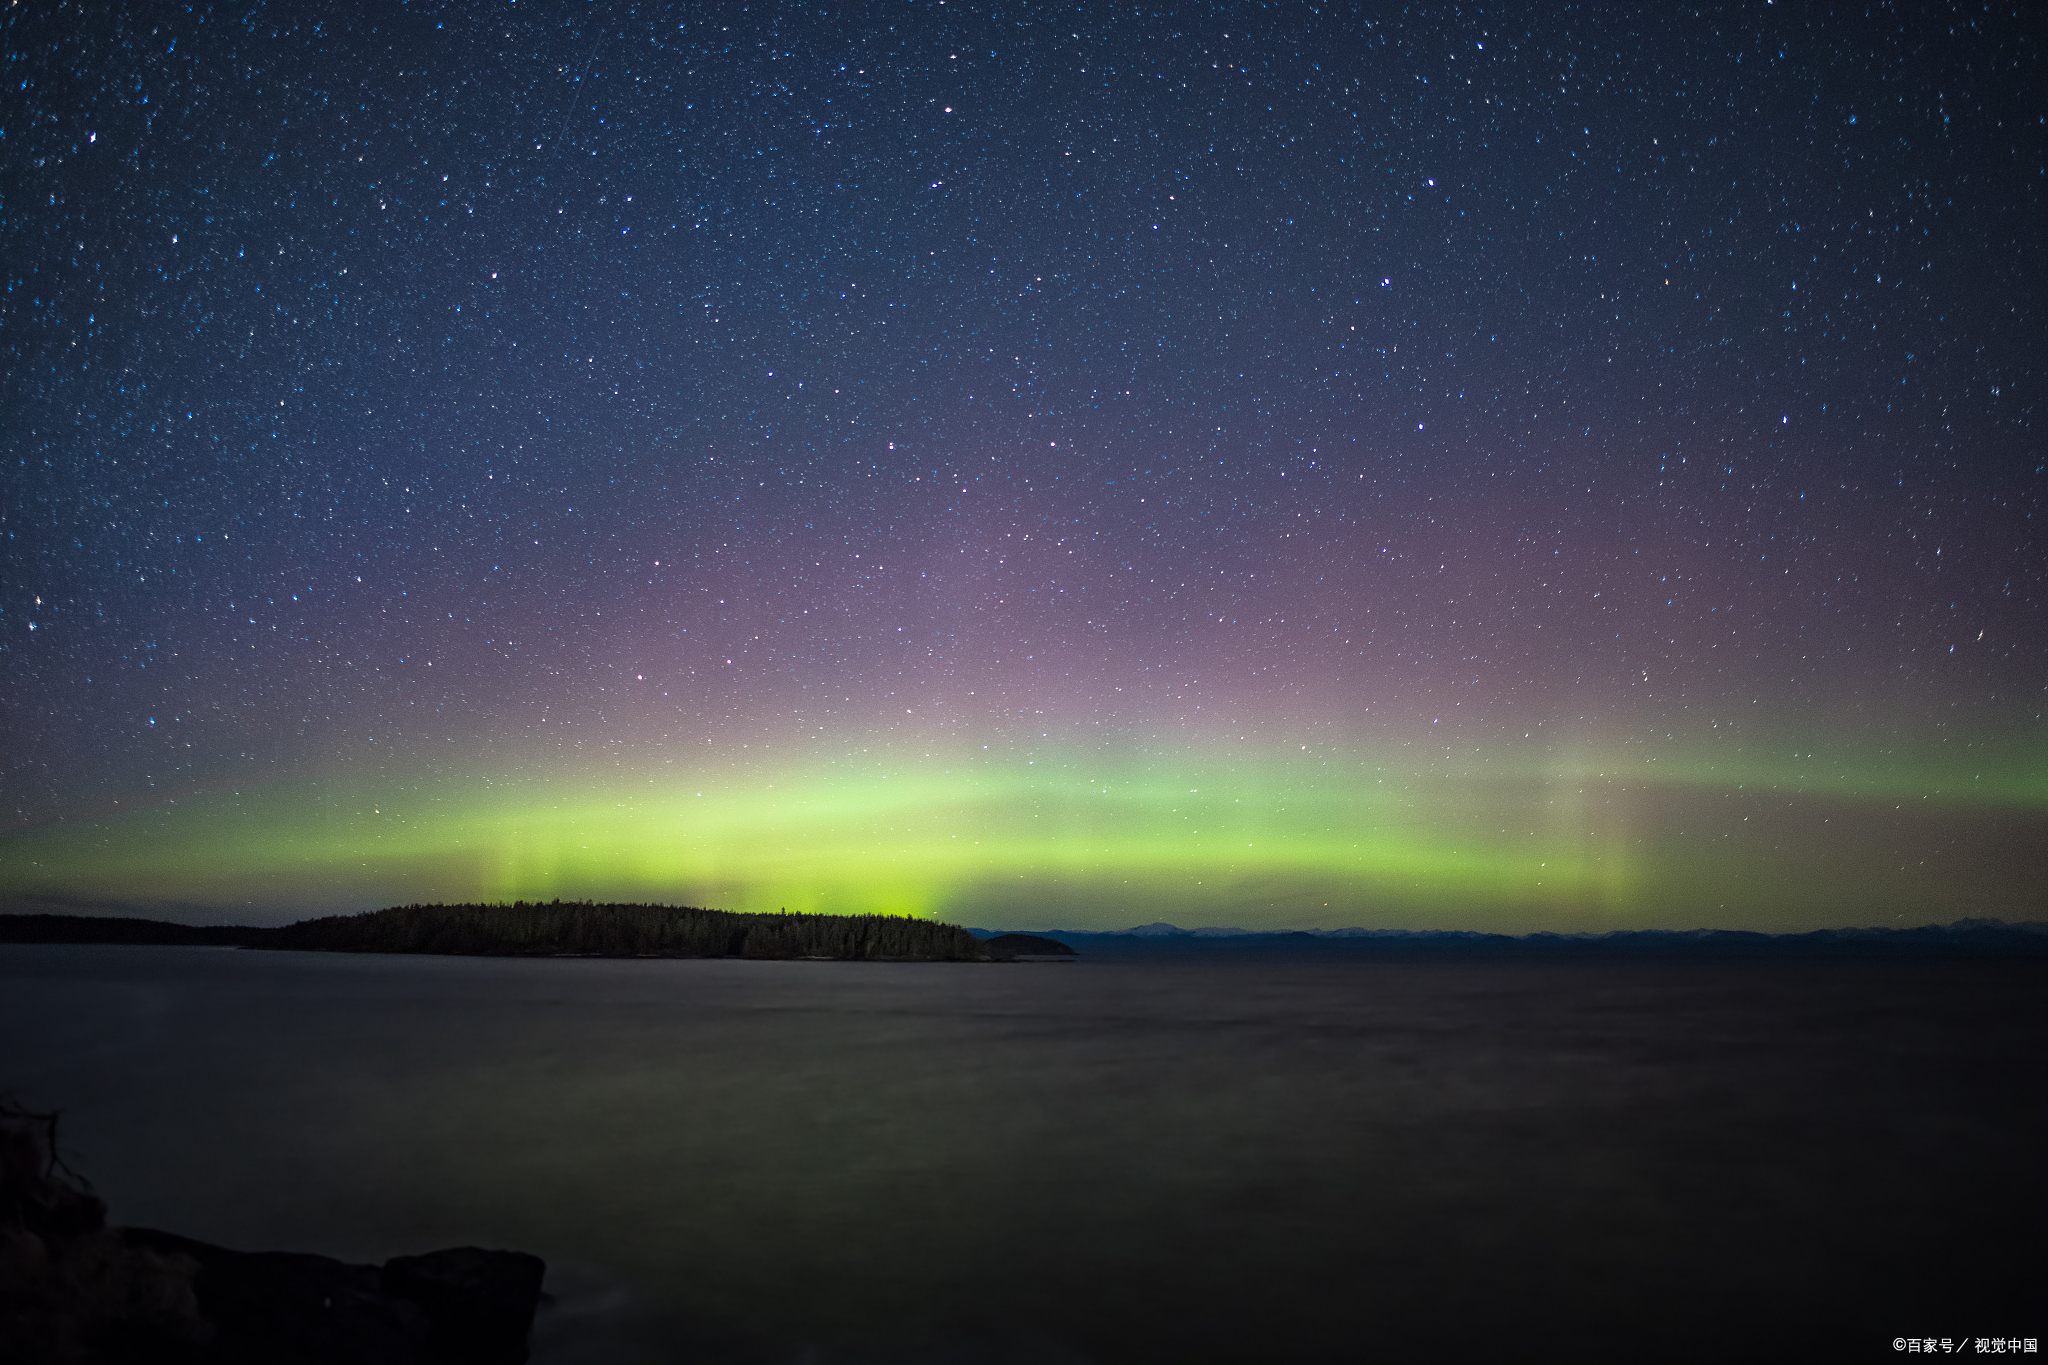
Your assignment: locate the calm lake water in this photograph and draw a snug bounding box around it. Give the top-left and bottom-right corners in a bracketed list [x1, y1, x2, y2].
[2, 944, 2040, 1362]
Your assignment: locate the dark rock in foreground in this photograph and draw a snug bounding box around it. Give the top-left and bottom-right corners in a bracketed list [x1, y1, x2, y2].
[114, 1231, 544, 1365]
[382, 1247, 546, 1364]
[0, 1101, 543, 1364]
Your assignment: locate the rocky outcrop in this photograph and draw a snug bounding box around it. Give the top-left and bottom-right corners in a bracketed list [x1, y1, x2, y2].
[113, 1230, 544, 1365]
[0, 1102, 543, 1364]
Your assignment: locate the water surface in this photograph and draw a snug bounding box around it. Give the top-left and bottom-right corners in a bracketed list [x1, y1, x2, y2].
[2, 944, 2039, 1361]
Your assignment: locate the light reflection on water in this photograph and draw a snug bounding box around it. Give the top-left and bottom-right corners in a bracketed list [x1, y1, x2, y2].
[1, 944, 2040, 1362]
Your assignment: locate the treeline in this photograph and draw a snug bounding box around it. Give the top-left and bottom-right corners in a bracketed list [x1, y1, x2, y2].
[0, 914, 266, 946]
[268, 901, 992, 961]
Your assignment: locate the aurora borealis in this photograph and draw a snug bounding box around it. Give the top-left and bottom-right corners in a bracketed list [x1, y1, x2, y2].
[4, 2, 2042, 931]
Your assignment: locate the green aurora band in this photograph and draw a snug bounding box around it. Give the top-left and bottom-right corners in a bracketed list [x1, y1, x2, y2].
[5, 729, 2041, 930]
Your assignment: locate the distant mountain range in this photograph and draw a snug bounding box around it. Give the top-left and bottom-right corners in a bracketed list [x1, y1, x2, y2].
[965, 919, 2048, 958]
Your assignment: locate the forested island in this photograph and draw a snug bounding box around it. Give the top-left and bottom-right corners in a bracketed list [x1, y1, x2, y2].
[0, 903, 1041, 961]
[273, 901, 995, 960]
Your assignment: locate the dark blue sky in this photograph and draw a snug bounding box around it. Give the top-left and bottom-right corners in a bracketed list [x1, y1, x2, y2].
[4, 2, 2042, 928]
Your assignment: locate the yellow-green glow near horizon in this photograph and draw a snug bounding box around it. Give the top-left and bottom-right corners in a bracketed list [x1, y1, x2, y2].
[6, 734, 2040, 931]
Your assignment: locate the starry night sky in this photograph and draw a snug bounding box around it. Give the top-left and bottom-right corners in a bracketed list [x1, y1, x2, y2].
[4, 1, 2042, 930]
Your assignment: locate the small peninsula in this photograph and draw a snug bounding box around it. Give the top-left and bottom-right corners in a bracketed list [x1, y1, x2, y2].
[0, 903, 1078, 962]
